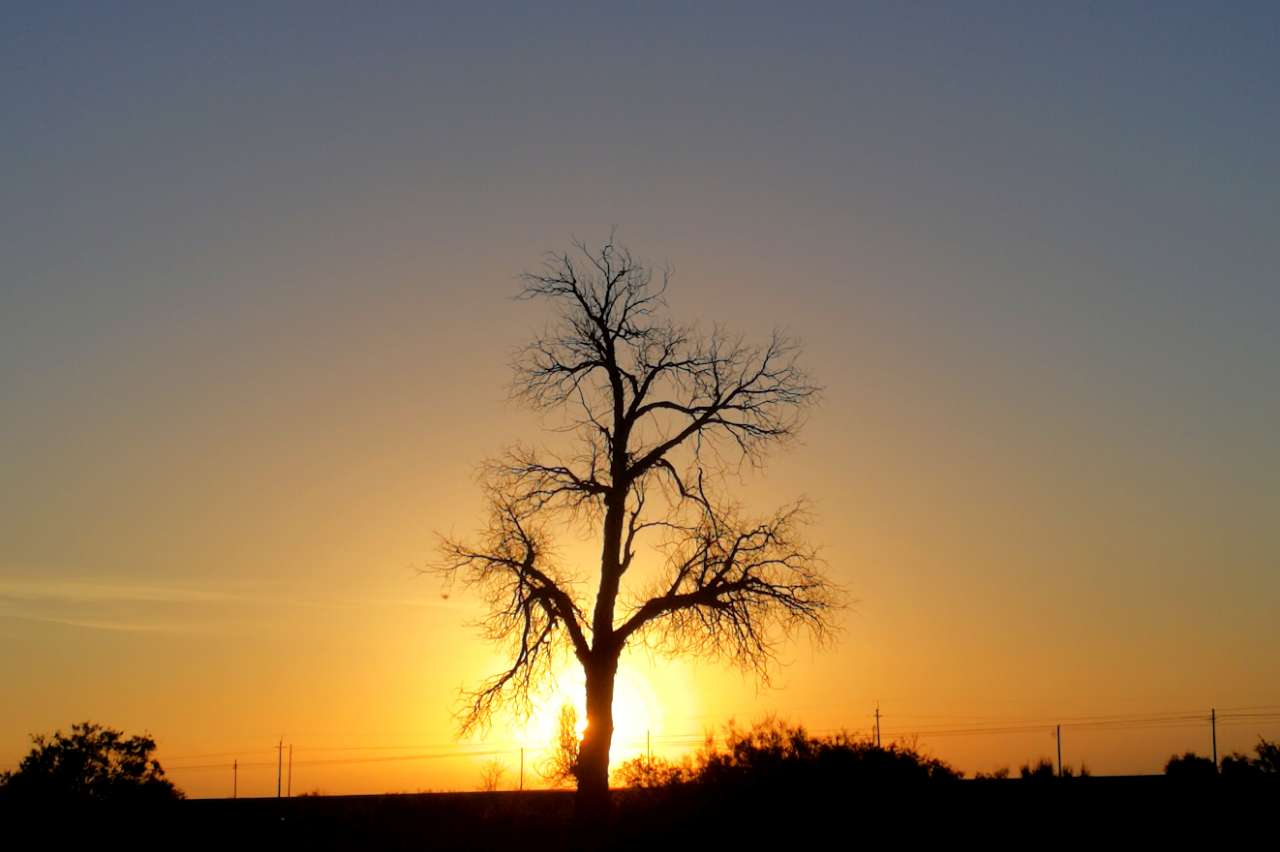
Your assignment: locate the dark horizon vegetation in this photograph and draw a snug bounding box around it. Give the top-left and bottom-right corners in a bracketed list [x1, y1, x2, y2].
[4, 717, 1277, 803]
[3, 718, 1276, 850]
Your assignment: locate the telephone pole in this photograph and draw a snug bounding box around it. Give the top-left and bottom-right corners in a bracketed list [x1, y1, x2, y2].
[276, 738, 283, 798]
[287, 744, 293, 797]
[1056, 725, 1062, 777]
[519, 748, 524, 792]
[1211, 708, 1218, 771]
[874, 704, 881, 748]
[233, 760, 237, 799]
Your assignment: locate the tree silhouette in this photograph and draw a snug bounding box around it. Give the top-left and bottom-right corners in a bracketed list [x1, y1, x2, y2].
[1218, 737, 1279, 778]
[477, 757, 508, 792]
[1253, 737, 1280, 774]
[0, 721, 181, 803]
[538, 704, 581, 788]
[436, 235, 841, 821]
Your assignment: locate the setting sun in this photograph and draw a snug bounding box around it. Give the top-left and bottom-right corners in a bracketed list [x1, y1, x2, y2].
[511, 660, 690, 776]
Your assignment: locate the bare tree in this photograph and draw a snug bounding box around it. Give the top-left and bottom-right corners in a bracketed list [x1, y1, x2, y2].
[477, 757, 507, 792]
[538, 703, 580, 788]
[436, 235, 840, 821]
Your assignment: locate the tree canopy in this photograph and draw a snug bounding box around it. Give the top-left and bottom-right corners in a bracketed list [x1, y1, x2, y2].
[0, 721, 182, 803]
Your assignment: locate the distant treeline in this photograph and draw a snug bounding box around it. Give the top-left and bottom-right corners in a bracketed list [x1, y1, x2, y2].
[612, 716, 1280, 787]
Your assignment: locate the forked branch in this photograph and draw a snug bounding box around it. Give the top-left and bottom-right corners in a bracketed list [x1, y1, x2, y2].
[617, 501, 838, 678]
[435, 498, 590, 733]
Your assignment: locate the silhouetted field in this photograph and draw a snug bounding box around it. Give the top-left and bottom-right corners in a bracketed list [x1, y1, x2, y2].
[6, 777, 1276, 850]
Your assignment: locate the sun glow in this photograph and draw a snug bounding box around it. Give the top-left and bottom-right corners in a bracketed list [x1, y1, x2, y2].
[511, 661, 679, 777]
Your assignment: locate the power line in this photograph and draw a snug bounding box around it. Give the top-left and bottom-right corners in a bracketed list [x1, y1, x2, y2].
[1215, 704, 1280, 712]
[157, 705, 1280, 781]
[167, 741, 517, 767]
[162, 749, 276, 761]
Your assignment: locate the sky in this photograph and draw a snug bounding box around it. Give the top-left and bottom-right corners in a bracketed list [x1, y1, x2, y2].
[2, 2, 1278, 796]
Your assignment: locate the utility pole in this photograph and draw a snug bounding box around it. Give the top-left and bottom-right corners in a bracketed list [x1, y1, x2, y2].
[233, 760, 237, 799]
[1211, 708, 1218, 771]
[288, 744, 293, 797]
[1056, 725, 1062, 778]
[874, 704, 881, 748]
[276, 738, 283, 798]
[519, 748, 524, 792]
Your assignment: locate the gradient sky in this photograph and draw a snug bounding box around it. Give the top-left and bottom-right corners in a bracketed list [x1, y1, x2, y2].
[3, 2, 1278, 796]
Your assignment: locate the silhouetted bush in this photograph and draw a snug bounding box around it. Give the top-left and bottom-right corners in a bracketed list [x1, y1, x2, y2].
[1019, 758, 1057, 781]
[537, 704, 580, 788]
[609, 718, 960, 848]
[613, 716, 960, 794]
[1254, 737, 1280, 774]
[1221, 752, 1256, 778]
[0, 721, 181, 804]
[614, 755, 695, 788]
[981, 760, 1089, 781]
[1219, 737, 1279, 779]
[974, 766, 1011, 780]
[1164, 751, 1217, 780]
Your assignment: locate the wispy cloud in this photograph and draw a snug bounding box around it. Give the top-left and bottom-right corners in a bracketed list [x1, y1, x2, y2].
[0, 574, 475, 634]
[0, 577, 236, 605]
[0, 577, 238, 633]
[0, 610, 179, 633]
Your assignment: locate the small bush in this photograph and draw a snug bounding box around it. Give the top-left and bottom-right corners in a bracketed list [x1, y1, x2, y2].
[1164, 752, 1216, 780]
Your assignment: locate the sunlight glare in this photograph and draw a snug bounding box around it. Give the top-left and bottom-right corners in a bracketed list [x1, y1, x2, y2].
[512, 662, 672, 773]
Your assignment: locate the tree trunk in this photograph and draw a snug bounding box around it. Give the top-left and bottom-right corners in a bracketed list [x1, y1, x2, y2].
[575, 651, 619, 829]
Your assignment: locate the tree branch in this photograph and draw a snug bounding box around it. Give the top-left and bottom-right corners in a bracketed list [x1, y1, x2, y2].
[433, 499, 591, 733]
[615, 501, 840, 678]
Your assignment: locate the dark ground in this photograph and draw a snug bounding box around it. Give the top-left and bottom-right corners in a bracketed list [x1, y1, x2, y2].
[4, 777, 1275, 850]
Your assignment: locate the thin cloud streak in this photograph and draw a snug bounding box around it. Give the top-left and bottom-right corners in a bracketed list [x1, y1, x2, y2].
[0, 609, 181, 633]
[0, 577, 237, 605]
[0, 575, 476, 635]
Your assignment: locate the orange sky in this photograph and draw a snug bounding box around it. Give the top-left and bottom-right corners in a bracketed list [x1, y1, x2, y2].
[3, 5, 1279, 797]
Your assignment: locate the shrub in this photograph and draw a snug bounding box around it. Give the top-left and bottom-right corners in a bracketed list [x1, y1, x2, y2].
[0, 721, 182, 803]
[1164, 752, 1217, 780]
[613, 716, 961, 792]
